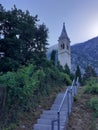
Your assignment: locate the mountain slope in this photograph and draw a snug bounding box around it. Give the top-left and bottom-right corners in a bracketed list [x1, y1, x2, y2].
[47, 36, 98, 74]
[71, 36, 98, 74]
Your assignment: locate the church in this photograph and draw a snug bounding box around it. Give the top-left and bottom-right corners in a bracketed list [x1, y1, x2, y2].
[47, 23, 71, 69]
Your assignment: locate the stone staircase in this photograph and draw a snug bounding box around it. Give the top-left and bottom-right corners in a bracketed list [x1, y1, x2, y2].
[33, 92, 71, 130]
[33, 79, 79, 130]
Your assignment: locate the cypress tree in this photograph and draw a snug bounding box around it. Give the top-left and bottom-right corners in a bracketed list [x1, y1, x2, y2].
[75, 65, 82, 83]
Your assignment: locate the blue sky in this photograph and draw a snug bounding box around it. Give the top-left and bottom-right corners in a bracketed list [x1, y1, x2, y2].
[1, 0, 98, 46]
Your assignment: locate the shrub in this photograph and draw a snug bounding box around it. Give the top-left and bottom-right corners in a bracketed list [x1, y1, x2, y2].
[88, 96, 98, 117]
[84, 78, 98, 94]
[0, 61, 72, 128]
[62, 73, 71, 85]
[58, 72, 71, 86]
[0, 64, 39, 110]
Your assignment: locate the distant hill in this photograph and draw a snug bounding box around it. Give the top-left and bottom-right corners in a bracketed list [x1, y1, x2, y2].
[47, 36, 98, 74]
[71, 36, 98, 74]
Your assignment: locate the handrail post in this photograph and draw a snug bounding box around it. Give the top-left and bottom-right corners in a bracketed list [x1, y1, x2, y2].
[51, 120, 54, 130]
[51, 79, 79, 130]
[69, 88, 73, 112]
[73, 84, 75, 96]
[67, 90, 70, 117]
[57, 112, 60, 130]
[76, 77, 79, 87]
[76, 77, 79, 92]
[51, 119, 58, 130]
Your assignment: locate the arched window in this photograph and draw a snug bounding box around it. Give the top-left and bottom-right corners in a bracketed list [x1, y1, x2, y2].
[61, 44, 63, 49]
[66, 44, 69, 50]
[60, 43, 65, 50]
[63, 43, 65, 49]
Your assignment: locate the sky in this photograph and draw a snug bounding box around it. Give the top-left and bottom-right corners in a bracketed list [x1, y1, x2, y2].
[0, 0, 98, 46]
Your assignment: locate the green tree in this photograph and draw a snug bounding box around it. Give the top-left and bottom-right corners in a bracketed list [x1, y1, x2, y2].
[83, 65, 97, 82]
[0, 5, 48, 72]
[50, 50, 57, 65]
[64, 64, 70, 75]
[75, 65, 82, 83]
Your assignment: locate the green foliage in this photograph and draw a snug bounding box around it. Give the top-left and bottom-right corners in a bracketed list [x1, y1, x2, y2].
[50, 50, 57, 65]
[0, 4, 48, 72]
[2, 123, 16, 130]
[83, 65, 97, 83]
[88, 96, 98, 117]
[0, 4, 72, 129]
[0, 61, 72, 128]
[70, 72, 75, 81]
[56, 61, 64, 72]
[84, 78, 98, 94]
[0, 64, 39, 110]
[60, 72, 71, 85]
[64, 64, 70, 76]
[75, 65, 82, 84]
[73, 95, 78, 102]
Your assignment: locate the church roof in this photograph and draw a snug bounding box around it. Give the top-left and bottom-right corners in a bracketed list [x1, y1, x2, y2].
[59, 23, 70, 40]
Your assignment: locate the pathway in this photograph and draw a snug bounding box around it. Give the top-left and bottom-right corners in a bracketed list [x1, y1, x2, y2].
[33, 83, 78, 130]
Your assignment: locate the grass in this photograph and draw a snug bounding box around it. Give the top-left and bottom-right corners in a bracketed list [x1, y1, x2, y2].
[14, 85, 67, 130]
[67, 78, 98, 130]
[88, 96, 98, 117]
[84, 79, 98, 94]
[84, 78, 98, 129]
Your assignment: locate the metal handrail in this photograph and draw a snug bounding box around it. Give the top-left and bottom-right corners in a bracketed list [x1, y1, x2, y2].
[57, 87, 69, 113]
[58, 78, 76, 113]
[51, 77, 79, 130]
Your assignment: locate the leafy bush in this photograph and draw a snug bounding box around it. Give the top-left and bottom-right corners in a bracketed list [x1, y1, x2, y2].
[59, 72, 71, 85]
[0, 61, 72, 128]
[0, 64, 39, 110]
[83, 65, 97, 83]
[84, 78, 98, 94]
[0, 63, 72, 112]
[88, 96, 98, 117]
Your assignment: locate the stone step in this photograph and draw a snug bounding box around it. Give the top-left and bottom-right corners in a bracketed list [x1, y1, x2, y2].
[54, 95, 64, 100]
[37, 118, 66, 126]
[51, 106, 68, 111]
[33, 124, 65, 130]
[53, 97, 67, 102]
[40, 113, 67, 120]
[53, 96, 67, 104]
[33, 82, 79, 130]
[51, 104, 67, 109]
[43, 110, 67, 115]
[54, 93, 64, 98]
[52, 107, 67, 111]
[41, 111, 68, 118]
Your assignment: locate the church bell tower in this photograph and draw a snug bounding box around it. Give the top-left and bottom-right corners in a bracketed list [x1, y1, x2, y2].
[58, 23, 71, 69]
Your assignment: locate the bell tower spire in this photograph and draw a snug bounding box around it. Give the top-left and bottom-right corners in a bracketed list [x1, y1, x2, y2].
[59, 23, 70, 41]
[58, 23, 71, 69]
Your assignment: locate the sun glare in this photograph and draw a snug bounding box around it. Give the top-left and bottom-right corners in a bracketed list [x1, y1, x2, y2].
[90, 21, 98, 37]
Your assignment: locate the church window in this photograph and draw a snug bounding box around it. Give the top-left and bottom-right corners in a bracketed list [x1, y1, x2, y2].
[63, 43, 65, 49]
[61, 43, 65, 50]
[67, 44, 69, 50]
[61, 44, 62, 49]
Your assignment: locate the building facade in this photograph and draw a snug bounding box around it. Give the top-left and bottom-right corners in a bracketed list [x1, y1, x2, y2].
[58, 23, 71, 69]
